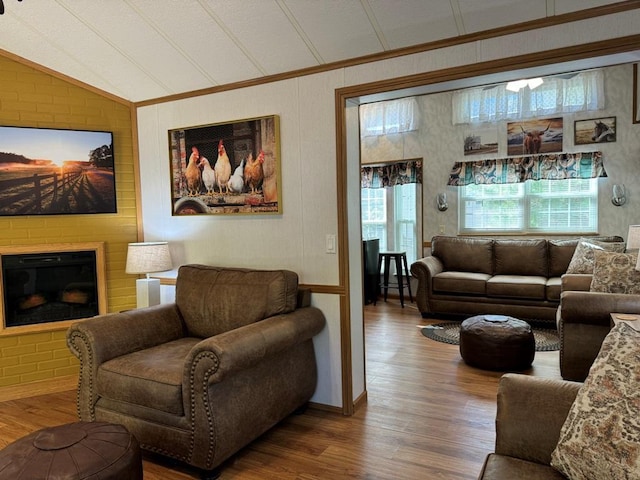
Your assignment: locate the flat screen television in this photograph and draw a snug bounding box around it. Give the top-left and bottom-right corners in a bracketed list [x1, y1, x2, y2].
[0, 126, 116, 216]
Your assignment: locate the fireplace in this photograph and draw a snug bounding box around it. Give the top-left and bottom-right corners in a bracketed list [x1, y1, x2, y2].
[0, 243, 107, 333]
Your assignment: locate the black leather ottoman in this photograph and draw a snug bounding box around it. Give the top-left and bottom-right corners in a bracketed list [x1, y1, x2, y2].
[459, 315, 535, 371]
[0, 422, 142, 479]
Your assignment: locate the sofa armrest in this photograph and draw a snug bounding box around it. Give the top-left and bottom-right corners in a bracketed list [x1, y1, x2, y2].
[411, 255, 444, 279]
[410, 256, 443, 314]
[185, 306, 326, 386]
[560, 291, 640, 326]
[495, 374, 581, 465]
[560, 274, 592, 292]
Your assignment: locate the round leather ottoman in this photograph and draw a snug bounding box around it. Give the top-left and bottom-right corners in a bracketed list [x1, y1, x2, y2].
[459, 315, 535, 371]
[0, 422, 142, 480]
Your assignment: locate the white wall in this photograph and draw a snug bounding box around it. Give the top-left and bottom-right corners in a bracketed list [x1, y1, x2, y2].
[137, 9, 640, 408]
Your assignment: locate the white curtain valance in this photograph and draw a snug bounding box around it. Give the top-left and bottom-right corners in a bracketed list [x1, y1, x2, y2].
[452, 69, 605, 125]
[360, 97, 420, 137]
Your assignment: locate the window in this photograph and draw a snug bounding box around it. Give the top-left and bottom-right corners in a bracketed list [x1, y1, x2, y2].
[362, 187, 387, 250]
[361, 183, 420, 266]
[459, 178, 598, 234]
[452, 69, 604, 124]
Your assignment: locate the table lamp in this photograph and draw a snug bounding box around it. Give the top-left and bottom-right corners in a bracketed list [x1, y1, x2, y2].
[627, 225, 640, 251]
[125, 242, 172, 308]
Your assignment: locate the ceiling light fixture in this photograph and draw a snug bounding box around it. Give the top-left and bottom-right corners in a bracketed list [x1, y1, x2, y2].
[0, 0, 23, 15]
[506, 77, 544, 92]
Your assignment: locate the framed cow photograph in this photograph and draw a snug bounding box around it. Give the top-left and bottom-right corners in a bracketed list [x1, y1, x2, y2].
[574, 117, 616, 145]
[506, 118, 563, 156]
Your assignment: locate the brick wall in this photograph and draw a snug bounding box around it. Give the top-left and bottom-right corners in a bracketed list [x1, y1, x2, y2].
[0, 55, 139, 388]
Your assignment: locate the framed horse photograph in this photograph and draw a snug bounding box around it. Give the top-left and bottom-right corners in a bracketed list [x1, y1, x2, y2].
[574, 116, 616, 145]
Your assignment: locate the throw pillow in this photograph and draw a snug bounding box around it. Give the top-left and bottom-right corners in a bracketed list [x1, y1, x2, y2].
[565, 239, 626, 274]
[590, 250, 640, 294]
[551, 323, 640, 479]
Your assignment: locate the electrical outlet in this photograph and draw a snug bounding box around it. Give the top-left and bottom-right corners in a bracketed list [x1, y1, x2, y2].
[439, 225, 445, 234]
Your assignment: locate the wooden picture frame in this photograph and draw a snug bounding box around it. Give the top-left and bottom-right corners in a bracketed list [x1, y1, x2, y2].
[506, 117, 563, 156]
[0, 126, 116, 216]
[574, 116, 616, 145]
[168, 115, 282, 215]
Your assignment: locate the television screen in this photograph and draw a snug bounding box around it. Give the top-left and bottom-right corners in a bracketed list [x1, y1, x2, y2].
[0, 126, 116, 216]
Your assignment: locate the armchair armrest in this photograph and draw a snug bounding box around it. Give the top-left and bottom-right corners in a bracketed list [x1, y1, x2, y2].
[560, 291, 640, 326]
[185, 306, 325, 386]
[67, 304, 185, 365]
[67, 303, 185, 420]
[561, 274, 592, 292]
[495, 374, 581, 465]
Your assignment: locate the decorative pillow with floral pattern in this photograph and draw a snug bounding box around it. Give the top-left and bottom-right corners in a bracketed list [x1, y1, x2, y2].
[566, 239, 626, 274]
[551, 323, 640, 479]
[590, 250, 640, 294]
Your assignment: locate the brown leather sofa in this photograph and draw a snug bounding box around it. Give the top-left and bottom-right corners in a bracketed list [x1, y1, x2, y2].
[411, 235, 622, 322]
[67, 265, 326, 478]
[478, 374, 581, 479]
[557, 273, 640, 381]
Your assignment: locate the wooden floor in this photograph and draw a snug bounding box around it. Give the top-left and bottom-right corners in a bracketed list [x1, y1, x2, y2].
[0, 300, 562, 479]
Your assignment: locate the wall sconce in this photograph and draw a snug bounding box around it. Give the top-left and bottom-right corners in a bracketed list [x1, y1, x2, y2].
[125, 242, 173, 308]
[612, 184, 626, 206]
[436, 193, 448, 212]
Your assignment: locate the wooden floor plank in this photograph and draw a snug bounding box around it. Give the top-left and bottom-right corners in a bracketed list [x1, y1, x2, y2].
[0, 301, 562, 478]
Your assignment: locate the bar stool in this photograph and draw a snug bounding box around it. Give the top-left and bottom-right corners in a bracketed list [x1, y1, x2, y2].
[376, 251, 413, 307]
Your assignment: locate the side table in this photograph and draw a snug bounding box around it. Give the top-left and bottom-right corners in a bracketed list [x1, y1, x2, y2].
[610, 312, 640, 330]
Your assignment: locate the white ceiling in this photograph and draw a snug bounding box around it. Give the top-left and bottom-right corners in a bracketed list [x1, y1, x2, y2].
[0, 0, 627, 103]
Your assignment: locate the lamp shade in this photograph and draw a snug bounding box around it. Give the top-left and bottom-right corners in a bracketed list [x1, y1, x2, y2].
[627, 225, 640, 251]
[125, 242, 172, 275]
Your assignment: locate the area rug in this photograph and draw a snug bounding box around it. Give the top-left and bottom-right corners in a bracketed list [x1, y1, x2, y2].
[420, 322, 560, 352]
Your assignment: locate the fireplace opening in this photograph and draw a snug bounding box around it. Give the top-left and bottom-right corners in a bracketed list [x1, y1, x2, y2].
[2, 250, 100, 328]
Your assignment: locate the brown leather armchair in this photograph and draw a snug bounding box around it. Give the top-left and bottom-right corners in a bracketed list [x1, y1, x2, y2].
[557, 274, 640, 381]
[67, 265, 326, 478]
[478, 374, 581, 479]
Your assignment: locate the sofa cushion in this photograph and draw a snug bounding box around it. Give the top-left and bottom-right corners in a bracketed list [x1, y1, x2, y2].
[487, 275, 547, 300]
[545, 277, 562, 302]
[590, 250, 640, 294]
[97, 337, 200, 416]
[431, 236, 493, 275]
[551, 323, 640, 478]
[548, 239, 579, 277]
[480, 454, 566, 480]
[176, 265, 299, 337]
[432, 271, 490, 295]
[566, 239, 626, 274]
[494, 239, 548, 276]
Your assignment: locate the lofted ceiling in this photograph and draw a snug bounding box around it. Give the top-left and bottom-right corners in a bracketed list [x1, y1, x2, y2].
[0, 0, 630, 103]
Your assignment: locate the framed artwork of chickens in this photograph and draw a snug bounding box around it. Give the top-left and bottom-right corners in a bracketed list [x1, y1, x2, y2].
[168, 115, 282, 215]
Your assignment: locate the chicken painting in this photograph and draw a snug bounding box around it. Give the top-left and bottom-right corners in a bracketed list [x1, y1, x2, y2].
[214, 140, 232, 194]
[228, 158, 245, 193]
[200, 156, 216, 195]
[185, 146, 202, 196]
[244, 150, 264, 195]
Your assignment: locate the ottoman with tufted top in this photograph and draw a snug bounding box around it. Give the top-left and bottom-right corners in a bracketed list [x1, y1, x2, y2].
[0, 421, 142, 480]
[459, 314, 535, 371]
